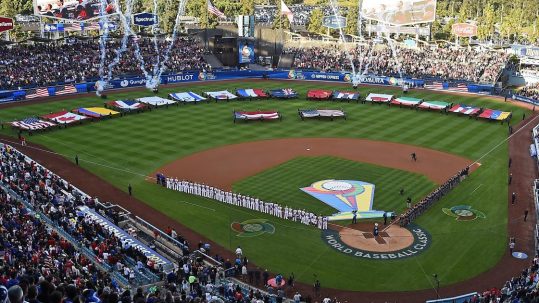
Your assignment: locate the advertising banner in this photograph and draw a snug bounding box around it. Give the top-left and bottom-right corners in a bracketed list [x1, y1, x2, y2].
[0, 16, 14, 33]
[322, 15, 346, 29]
[238, 41, 255, 64]
[451, 23, 477, 37]
[361, 0, 437, 26]
[44, 23, 63, 32]
[133, 12, 158, 27]
[365, 24, 431, 36]
[34, 0, 118, 22]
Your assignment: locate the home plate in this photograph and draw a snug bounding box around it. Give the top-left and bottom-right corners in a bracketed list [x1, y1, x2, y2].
[306, 148, 311, 151]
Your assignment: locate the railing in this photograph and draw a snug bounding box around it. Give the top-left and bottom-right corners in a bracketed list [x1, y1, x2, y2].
[425, 292, 478, 303]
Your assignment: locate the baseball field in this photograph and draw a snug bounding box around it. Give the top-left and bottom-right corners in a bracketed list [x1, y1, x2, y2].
[0, 80, 530, 294]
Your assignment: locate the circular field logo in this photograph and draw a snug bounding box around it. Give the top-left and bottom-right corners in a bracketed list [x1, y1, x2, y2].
[442, 205, 486, 221]
[321, 224, 431, 260]
[231, 219, 275, 238]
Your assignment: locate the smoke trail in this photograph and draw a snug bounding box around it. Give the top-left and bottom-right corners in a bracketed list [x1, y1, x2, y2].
[97, 0, 111, 89]
[156, 0, 188, 79]
[328, 0, 356, 75]
[150, 0, 160, 81]
[114, 0, 152, 81]
[105, 0, 132, 82]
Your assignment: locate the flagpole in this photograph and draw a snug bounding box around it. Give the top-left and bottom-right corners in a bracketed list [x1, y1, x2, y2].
[205, 1, 208, 52]
[280, 0, 283, 58]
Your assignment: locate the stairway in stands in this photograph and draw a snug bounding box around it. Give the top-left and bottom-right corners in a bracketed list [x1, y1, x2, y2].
[277, 53, 295, 69]
[203, 53, 224, 68]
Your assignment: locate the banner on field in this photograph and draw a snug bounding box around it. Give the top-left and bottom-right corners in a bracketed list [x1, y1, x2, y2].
[133, 12, 158, 27]
[238, 41, 255, 64]
[0, 16, 14, 33]
[77, 206, 173, 270]
[34, 0, 118, 22]
[451, 23, 477, 37]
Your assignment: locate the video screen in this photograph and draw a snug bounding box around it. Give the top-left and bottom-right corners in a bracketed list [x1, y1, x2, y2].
[361, 0, 437, 26]
[34, 0, 117, 21]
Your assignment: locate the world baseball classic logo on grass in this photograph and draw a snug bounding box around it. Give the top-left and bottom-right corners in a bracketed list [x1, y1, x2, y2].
[301, 180, 387, 221]
[442, 205, 486, 221]
[231, 219, 275, 237]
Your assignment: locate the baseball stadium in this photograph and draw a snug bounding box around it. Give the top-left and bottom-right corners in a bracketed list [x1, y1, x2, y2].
[0, 0, 539, 302]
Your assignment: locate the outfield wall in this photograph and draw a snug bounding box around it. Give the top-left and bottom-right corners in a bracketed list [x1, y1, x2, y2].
[0, 69, 499, 103]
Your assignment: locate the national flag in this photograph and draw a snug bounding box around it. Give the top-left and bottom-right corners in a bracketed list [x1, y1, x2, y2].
[205, 90, 237, 100]
[55, 85, 77, 96]
[299, 109, 345, 118]
[333, 91, 360, 100]
[365, 93, 393, 102]
[207, 0, 226, 19]
[26, 88, 49, 99]
[75, 107, 120, 118]
[107, 100, 146, 110]
[64, 23, 83, 32]
[495, 111, 512, 121]
[391, 97, 422, 107]
[84, 22, 100, 31]
[449, 104, 480, 115]
[11, 117, 56, 130]
[235, 111, 280, 120]
[424, 82, 443, 90]
[169, 92, 206, 102]
[307, 89, 332, 100]
[478, 109, 494, 119]
[236, 89, 268, 98]
[299, 109, 320, 118]
[447, 83, 468, 92]
[42, 111, 88, 124]
[270, 88, 297, 99]
[280, 0, 293, 23]
[137, 96, 177, 106]
[418, 101, 450, 110]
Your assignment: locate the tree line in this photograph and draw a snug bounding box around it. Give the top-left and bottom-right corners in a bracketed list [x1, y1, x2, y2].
[0, 0, 537, 44]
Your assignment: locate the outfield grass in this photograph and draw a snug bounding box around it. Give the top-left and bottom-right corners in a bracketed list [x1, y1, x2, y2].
[0, 81, 526, 291]
[234, 156, 437, 216]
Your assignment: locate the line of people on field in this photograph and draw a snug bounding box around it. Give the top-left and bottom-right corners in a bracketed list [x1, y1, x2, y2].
[164, 178, 329, 230]
[399, 167, 470, 226]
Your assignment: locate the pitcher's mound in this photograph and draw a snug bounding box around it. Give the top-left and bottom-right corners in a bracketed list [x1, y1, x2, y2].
[335, 223, 414, 253]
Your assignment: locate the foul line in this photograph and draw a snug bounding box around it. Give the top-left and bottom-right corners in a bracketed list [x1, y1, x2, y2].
[178, 200, 216, 211]
[471, 115, 539, 166]
[470, 184, 482, 195]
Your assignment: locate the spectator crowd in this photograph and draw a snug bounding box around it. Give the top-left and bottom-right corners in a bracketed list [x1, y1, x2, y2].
[0, 143, 323, 303]
[518, 83, 539, 101]
[0, 37, 207, 90]
[254, 5, 347, 25]
[286, 43, 509, 83]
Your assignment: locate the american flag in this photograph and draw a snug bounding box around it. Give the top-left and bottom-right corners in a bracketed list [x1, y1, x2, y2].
[64, 23, 83, 32]
[55, 84, 77, 96]
[26, 88, 49, 99]
[207, 0, 226, 19]
[448, 83, 468, 92]
[424, 82, 443, 90]
[84, 22, 100, 31]
[11, 117, 56, 130]
[281, 0, 294, 23]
